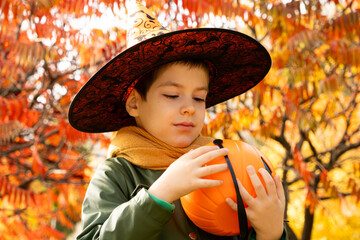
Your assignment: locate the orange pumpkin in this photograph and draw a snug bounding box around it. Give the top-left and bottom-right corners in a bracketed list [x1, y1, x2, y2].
[180, 139, 275, 236]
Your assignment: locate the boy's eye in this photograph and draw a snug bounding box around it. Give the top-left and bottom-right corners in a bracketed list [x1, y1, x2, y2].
[163, 94, 178, 99]
[194, 97, 205, 102]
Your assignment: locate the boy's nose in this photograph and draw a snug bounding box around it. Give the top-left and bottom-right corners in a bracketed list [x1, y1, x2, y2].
[180, 102, 195, 115]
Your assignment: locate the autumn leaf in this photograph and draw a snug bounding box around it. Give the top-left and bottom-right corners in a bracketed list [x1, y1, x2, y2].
[31, 137, 46, 179]
[293, 146, 314, 186]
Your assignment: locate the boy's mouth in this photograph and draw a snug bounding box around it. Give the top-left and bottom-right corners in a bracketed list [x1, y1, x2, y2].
[174, 122, 195, 130]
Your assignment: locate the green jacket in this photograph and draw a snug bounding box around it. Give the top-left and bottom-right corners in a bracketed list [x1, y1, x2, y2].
[77, 157, 287, 240]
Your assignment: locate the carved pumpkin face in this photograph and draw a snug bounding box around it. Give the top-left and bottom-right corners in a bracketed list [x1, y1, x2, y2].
[180, 139, 275, 236]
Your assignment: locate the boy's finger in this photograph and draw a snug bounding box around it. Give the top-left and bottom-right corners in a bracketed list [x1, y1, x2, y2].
[246, 166, 267, 198]
[195, 148, 229, 166]
[225, 198, 238, 211]
[197, 178, 223, 188]
[198, 163, 228, 177]
[274, 174, 286, 204]
[185, 146, 219, 159]
[236, 179, 254, 206]
[258, 168, 277, 197]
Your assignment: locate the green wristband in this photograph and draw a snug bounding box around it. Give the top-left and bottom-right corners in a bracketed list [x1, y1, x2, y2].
[146, 189, 175, 211]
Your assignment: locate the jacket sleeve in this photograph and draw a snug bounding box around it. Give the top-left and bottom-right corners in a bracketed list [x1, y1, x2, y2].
[76, 159, 173, 240]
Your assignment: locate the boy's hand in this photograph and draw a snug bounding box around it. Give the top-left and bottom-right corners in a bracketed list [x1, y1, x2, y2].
[148, 146, 229, 203]
[226, 166, 285, 240]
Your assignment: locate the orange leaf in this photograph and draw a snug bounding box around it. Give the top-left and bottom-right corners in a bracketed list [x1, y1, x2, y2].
[293, 146, 314, 185]
[7, 184, 13, 200]
[347, 177, 354, 189]
[59, 94, 71, 106]
[309, 196, 317, 214]
[1, 176, 9, 196]
[57, 210, 74, 229]
[351, 183, 357, 196]
[10, 186, 18, 204]
[47, 152, 60, 162]
[27, 110, 39, 127]
[45, 126, 62, 146]
[31, 138, 46, 179]
[0, 176, 4, 193]
[18, 188, 24, 205]
[24, 190, 29, 205]
[29, 191, 36, 205]
[320, 170, 330, 191]
[38, 225, 66, 239]
[356, 189, 360, 204]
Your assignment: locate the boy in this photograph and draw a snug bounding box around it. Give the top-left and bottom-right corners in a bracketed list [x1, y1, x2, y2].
[69, 1, 287, 240]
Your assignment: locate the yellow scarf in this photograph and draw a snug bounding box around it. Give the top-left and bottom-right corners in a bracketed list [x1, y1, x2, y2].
[107, 126, 214, 170]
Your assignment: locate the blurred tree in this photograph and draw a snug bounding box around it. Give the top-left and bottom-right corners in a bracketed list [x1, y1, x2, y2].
[0, 0, 359, 239]
[0, 0, 114, 238]
[198, 1, 360, 239]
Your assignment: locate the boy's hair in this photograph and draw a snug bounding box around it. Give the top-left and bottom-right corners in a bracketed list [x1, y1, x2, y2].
[134, 59, 210, 100]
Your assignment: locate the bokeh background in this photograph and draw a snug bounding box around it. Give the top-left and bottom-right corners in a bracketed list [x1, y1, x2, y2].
[0, 0, 359, 239]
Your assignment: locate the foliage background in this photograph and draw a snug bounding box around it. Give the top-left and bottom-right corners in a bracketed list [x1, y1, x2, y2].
[0, 0, 359, 239]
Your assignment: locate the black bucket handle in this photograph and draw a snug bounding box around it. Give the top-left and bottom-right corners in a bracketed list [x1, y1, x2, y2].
[213, 139, 248, 240]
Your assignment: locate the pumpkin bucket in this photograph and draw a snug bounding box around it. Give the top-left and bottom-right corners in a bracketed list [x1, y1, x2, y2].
[180, 139, 275, 237]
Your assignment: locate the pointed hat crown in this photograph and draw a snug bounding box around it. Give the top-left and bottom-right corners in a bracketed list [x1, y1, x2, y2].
[126, 0, 170, 48]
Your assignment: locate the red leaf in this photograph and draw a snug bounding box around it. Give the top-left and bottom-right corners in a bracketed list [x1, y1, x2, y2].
[29, 191, 36, 205]
[2, 177, 9, 196]
[7, 184, 13, 200]
[293, 146, 314, 185]
[0, 176, 4, 193]
[18, 189, 24, 205]
[11, 186, 18, 204]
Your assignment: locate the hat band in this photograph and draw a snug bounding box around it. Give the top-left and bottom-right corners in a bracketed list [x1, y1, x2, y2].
[122, 80, 139, 104]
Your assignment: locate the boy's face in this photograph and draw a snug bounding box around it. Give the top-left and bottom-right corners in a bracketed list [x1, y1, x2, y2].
[129, 63, 209, 147]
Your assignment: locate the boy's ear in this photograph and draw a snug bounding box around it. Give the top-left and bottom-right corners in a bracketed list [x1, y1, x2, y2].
[125, 90, 140, 117]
